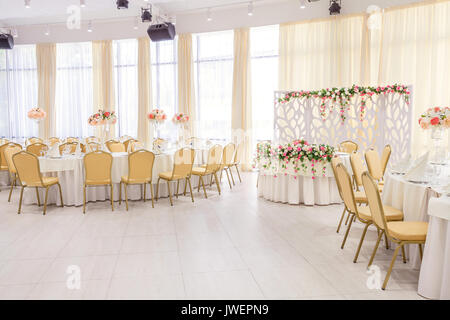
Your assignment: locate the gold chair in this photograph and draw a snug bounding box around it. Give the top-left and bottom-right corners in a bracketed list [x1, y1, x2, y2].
[4, 144, 22, 202]
[106, 140, 126, 153]
[156, 148, 195, 206]
[26, 143, 49, 157]
[119, 150, 156, 210]
[362, 171, 427, 290]
[12, 151, 64, 215]
[219, 143, 236, 189]
[59, 142, 78, 155]
[123, 139, 138, 152]
[192, 144, 223, 198]
[335, 164, 404, 262]
[48, 137, 61, 147]
[26, 137, 43, 146]
[350, 151, 370, 192]
[0, 142, 22, 179]
[86, 142, 101, 153]
[230, 143, 243, 183]
[83, 151, 114, 213]
[365, 147, 387, 190]
[380, 145, 392, 178]
[339, 140, 358, 154]
[66, 137, 79, 143]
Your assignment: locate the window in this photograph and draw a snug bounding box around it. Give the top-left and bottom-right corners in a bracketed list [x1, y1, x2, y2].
[250, 25, 279, 141]
[0, 45, 38, 139]
[151, 39, 177, 140]
[114, 39, 138, 138]
[55, 42, 93, 138]
[193, 30, 234, 141]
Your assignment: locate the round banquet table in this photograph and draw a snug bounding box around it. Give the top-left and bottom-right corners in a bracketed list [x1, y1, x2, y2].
[381, 172, 440, 270]
[257, 153, 351, 205]
[418, 196, 450, 300]
[22, 150, 208, 207]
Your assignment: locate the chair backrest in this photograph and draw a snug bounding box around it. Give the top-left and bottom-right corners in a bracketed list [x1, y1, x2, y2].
[26, 143, 49, 156]
[124, 139, 138, 152]
[59, 142, 78, 155]
[381, 145, 391, 176]
[106, 140, 126, 153]
[86, 136, 99, 144]
[350, 151, 366, 189]
[331, 156, 343, 198]
[233, 143, 244, 164]
[0, 138, 9, 145]
[172, 148, 195, 179]
[365, 148, 383, 181]
[13, 151, 43, 186]
[0, 142, 21, 167]
[48, 137, 61, 147]
[84, 151, 113, 183]
[4, 144, 22, 174]
[205, 144, 223, 172]
[87, 142, 101, 152]
[362, 171, 388, 232]
[335, 163, 358, 214]
[66, 137, 79, 143]
[128, 150, 155, 182]
[26, 137, 43, 146]
[221, 143, 235, 166]
[339, 140, 358, 154]
[130, 141, 144, 152]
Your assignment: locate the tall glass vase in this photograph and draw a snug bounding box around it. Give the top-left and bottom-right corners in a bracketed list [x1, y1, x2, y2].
[430, 127, 446, 165]
[177, 123, 187, 147]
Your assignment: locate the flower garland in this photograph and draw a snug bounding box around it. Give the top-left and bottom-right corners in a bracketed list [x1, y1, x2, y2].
[419, 107, 450, 130]
[278, 84, 410, 124]
[253, 139, 335, 179]
[88, 109, 117, 126]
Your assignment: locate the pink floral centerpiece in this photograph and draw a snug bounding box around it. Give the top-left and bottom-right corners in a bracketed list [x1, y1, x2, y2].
[27, 107, 46, 122]
[418, 107, 450, 130]
[88, 109, 117, 126]
[147, 109, 167, 123]
[172, 112, 189, 124]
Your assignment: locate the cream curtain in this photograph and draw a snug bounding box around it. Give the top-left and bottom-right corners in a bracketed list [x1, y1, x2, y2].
[137, 37, 152, 148]
[36, 43, 56, 139]
[231, 28, 252, 171]
[177, 33, 196, 137]
[92, 40, 115, 138]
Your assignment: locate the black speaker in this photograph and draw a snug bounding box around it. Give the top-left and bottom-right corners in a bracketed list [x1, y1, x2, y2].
[0, 34, 14, 49]
[147, 23, 176, 42]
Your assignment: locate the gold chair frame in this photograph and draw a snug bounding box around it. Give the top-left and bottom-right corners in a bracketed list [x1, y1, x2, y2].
[4, 143, 22, 202]
[192, 144, 222, 198]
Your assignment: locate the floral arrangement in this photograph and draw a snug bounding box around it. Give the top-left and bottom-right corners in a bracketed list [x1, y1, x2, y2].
[172, 112, 189, 124]
[88, 109, 117, 126]
[147, 109, 167, 123]
[27, 107, 46, 120]
[278, 84, 410, 124]
[253, 139, 335, 179]
[418, 107, 450, 130]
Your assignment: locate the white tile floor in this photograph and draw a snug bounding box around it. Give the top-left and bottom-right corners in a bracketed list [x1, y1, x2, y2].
[0, 172, 425, 300]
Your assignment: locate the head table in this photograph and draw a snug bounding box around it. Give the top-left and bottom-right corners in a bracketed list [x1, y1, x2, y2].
[21, 150, 209, 207]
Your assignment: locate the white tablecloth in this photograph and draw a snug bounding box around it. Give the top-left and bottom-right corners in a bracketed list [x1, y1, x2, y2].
[0, 171, 10, 187]
[418, 196, 450, 300]
[22, 150, 208, 207]
[382, 172, 439, 269]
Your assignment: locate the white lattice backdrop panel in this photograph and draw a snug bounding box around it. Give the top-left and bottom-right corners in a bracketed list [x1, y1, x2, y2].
[274, 87, 413, 163]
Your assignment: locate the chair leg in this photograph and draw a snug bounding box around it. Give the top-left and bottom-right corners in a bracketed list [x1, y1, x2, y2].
[401, 245, 407, 263]
[57, 183, 64, 207]
[119, 182, 122, 205]
[384, 232, 390, 250]
[418, 243, 423, 260]
[214, 172, 221, 195]
[368, 229, 383, 267]
[344, 210, 351, 225]
[353, 222, 371, 263]
[143, 183, 146, 202]
[200, 176, 207, 198]
[197, 176, 201, 192]
[149, 182, 155, 208]
[8, 174, 15, 202]
[43, 187, 49, 215]
[155, 178, 160, 201]
[18, 186, 25, 214]
[228, 167, 235, 185]
[235, 164, 242, 183]
[341, 213, 354, 249]
[110, 184, 114, 211]
[167, 181, 173, 206]
[83, 185, 86, 214]
[176, 180, 179, 199]
[382, 243, 403, 290]
[187, 177, 194, 203]
[225, 168, 232, 189]
[35, 187, 41, 207]
[209, 174, 213, 187]
[336, 208, 347, 233]
[124, 184, 129, 211]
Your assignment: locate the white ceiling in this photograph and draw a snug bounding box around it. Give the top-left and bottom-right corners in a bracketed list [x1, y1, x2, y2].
[0, 0, 283, 26]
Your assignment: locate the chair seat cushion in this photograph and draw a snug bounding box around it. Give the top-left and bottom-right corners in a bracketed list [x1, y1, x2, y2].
[159, 171, 184, 181]
[86, 179, 111, 185]
[354, 191, 368, 203]
[387, 221, 428, 241]
[121, 175, 150, 184]
[192, 167, 209, 175]
[42, 177, 59, 187]
[358, 205, 403, 222]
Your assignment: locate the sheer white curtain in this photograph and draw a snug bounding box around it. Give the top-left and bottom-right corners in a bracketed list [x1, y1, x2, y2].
[151, 39, 178, 141]
[251, 25, 279, 142]
[55, 42, 93, 138]
[193, 30, 234, 141]
[114, 39, 138, 138]
[0, 45, 38, 140]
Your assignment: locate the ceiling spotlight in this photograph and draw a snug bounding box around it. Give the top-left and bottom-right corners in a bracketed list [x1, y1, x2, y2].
[80, 0, 86, 8]
[248, 1, 253, 16]
[141, 6, 152, 23]
[44, 25, 50, 36]
[133, 16, 139, 29]
[24, 0, 31, 9]
[87, 20, 93, 32]
[116, 0, 129, 10]
[299, 0, 306, 9]
[206, 8, 212, 22]
[329, 0, 341, 15]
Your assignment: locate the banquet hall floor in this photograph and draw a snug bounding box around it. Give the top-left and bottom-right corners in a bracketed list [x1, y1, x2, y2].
[0, 172, 424, 300]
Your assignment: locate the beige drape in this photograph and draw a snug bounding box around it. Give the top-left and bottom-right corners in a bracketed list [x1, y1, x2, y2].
[231, 28, 252, 171]
[137, 37, 152, 148]
[92, 40, 115, 137]
[177, 33, 196, 137]
[36, 43, 56, 139]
